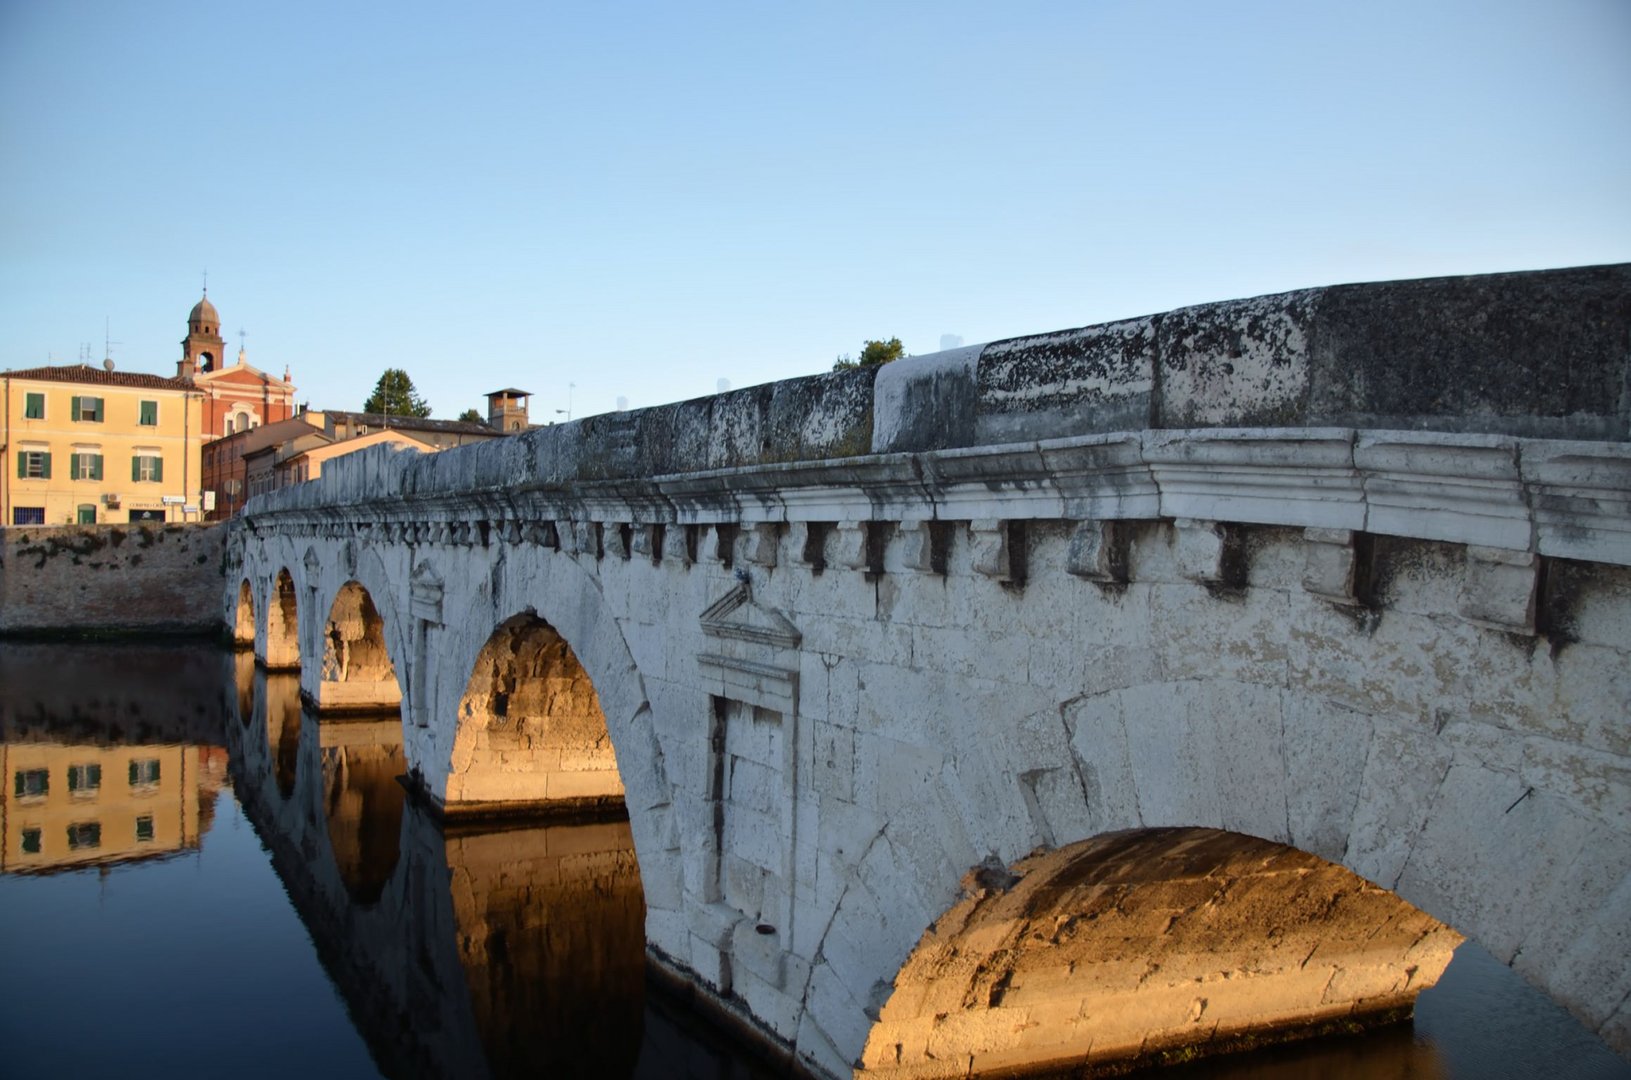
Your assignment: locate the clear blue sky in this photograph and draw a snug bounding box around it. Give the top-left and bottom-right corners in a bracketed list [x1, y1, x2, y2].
[3, 0, 1628, 423]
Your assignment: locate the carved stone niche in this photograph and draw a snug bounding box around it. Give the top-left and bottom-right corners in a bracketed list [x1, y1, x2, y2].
[695, 580, 804, 983]
[697, 581, 802, 714]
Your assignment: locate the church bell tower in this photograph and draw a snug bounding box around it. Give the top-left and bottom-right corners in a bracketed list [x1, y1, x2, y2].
[178, 290, 226, 381]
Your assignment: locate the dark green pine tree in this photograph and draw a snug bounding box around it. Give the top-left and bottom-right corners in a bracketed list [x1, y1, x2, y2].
[362, 368, 432, 418]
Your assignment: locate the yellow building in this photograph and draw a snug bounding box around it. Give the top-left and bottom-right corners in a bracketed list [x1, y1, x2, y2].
[1, 743, 215, 873]
[1, 364, 205, 525]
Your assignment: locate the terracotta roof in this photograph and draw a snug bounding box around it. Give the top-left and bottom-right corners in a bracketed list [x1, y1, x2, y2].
[328, 410, 499, 436]
[3, 363, 197, 392]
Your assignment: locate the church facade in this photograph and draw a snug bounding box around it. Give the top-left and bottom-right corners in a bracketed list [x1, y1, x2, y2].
[177, 292, 299, 438]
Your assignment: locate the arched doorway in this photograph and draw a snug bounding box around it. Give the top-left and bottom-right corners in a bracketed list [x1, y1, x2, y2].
[446, 613, 624, 815]
[316, 581, 401, 714]
[264, 568, 300, 670]
[860, 827, 1463, 1077]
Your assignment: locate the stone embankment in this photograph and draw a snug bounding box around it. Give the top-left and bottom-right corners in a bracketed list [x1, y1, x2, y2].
[0, 522, 227, 637]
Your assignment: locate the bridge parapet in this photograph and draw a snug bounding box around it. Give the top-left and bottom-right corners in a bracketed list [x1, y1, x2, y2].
[247, 263, 1628, 521]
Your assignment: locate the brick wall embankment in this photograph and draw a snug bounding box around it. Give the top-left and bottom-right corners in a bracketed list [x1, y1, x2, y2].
[0, 523, 227, 636]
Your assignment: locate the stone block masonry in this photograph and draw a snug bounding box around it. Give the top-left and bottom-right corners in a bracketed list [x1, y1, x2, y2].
[0, 522, 227, 636]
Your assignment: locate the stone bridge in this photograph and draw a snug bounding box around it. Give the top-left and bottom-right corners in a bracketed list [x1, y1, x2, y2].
[227, 265, 1631, 1076]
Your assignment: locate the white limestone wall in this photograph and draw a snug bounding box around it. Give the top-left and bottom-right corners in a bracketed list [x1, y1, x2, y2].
[234, 508, 1631, 1076]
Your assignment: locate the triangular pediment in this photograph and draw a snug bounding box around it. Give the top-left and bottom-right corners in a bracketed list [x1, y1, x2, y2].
[700, 582, 801, 649]
[198, 363, 291, 389]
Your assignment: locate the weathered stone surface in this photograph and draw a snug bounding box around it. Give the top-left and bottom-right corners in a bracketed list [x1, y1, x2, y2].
[872, 344, 981, 453]
[975, 317, 1156, 443]
[1304, 264, 1631, 439]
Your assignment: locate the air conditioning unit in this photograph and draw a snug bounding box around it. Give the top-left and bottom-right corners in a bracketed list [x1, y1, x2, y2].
[103, 494, 121, 508]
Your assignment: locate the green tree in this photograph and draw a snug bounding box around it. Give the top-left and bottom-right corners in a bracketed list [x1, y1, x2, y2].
[457, 408, 483, 423]
[363, 368, 431, 418]
[832, 336, 906, 371]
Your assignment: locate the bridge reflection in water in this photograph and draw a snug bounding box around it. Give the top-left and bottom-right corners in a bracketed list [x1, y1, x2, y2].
[227, 652, 750, 1079]
[4, 642, 1626, 1079]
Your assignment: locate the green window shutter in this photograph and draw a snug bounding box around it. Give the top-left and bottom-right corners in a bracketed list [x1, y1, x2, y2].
[39, 452, 50, 479]
[24, 393, 43, 419]
[91, 455, 103, 481]
[132, 456, 141, 482]
[89, 763, 101, 786]
[70, 453, 81, 478]
[128, 760, 137, 785]
[71, 397, 81, 421]
[15, 455, 22, 479]
[140, 400, 157, 425]
[94, 397, 104, 420]
[153, 457, 163, 482]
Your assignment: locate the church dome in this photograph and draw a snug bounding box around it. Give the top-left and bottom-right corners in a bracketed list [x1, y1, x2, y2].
[189, 293, 219, 330]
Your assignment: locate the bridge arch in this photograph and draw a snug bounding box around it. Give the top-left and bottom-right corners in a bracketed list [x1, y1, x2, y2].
[233, 580, 256, 648]
[315, 576, 405, 716]
[264, 567, 301, 670]
[858, 826, 1462, 1077]
[422, 547, 681, 941]
[808, 655, 1630, 1073]
[448, 611, 623, 812]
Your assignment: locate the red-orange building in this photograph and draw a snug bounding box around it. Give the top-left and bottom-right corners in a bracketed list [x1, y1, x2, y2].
[180, 291, 300, 517]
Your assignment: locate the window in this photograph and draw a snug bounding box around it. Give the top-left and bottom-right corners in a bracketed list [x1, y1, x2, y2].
[66, 822, 101, 850]
[71, 452, 104, 481]
[133, 454, 163, 483]
[135, 816, 155, 843]
[225, 418, 234, 435]
[129, 758, 161, 787]
[139, 400, 158, 426]
[14, 768, 48, 798]
[67, 762, 102, 794]
[24, 392, 44, 419]
[71, 395, 104, 422]
[21, 828, 42, 855]
[77, 505, 97, 524]
[16, 450, 50, 479]
[12, 507, 44, 525]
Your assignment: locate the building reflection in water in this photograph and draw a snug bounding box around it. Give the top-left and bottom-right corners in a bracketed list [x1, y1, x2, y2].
[230, 658, 655, 1079]
[0, 642, 228, 875]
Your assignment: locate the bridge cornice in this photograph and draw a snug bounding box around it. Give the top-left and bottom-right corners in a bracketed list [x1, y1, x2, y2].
[242, 426, 1631, 568]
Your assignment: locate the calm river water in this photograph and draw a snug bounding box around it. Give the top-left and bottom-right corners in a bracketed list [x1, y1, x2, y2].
[0, 641, 1624, 1080]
